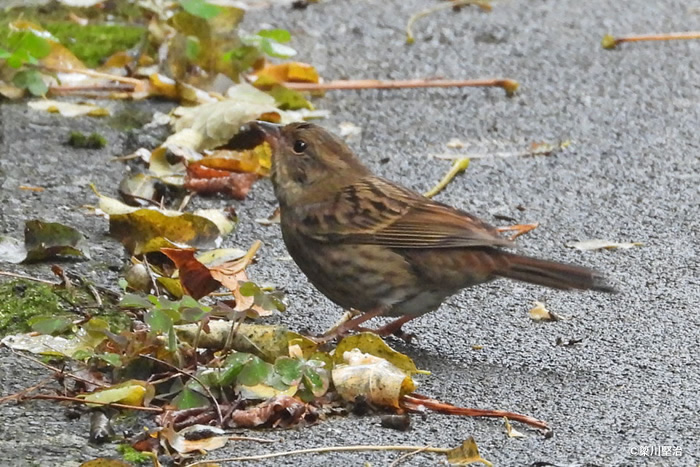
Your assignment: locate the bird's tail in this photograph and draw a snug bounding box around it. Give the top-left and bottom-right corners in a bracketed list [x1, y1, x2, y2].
[495, 252, 615, 293]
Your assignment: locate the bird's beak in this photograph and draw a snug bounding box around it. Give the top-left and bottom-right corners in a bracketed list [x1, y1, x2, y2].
[250, 120, 283, 148]
[252, 120, 283, 138]
[227, 120, 283, 151]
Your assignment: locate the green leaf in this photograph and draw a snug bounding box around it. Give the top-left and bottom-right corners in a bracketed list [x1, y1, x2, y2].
[274, 357, 303, 385]
[302, 367, 328, 397]
[239, 281, 260, 297]
[0, 48, 10, 59]
[257, 29, 291, 43]
[260, 38, 296, 58]
[98, 353, 123, 368]
[21, 219, 87, 261]
[185, 35, 201, 60]
[145, 308, 173, 333]
[28, 316, 72, 335]
[173, 387, 210, 409]
[237, 355, 272, 386]
[168, 325, 177, 352]
[219, 352, 253, 386]
[181, 0, 221, 19]
[181, 307, 208, 322]
[21, 31, 51, 59]
[119, 293, 153, 308]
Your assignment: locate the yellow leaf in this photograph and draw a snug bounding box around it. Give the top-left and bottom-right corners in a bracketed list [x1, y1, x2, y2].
[334, 332, 420, 374]
[80, 380, 154, 407]
[446, 437, 493, 466]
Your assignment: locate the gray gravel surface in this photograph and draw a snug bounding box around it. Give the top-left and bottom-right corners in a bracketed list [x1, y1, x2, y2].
[1, 0, 699, 466]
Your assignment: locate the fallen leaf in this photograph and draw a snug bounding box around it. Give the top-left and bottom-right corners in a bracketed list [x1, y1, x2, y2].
[28, 100, 110, 117]
[230, 395, 311, 428]
[252, 62, 319, 84]
[332, 349, 416, 408]
[184, 165, 259, 199]
[333, 333, 420, 374]
[109, 209, 224, 255]
[528, 301, 560, 322]
[566, 239, 643, 251]
[174, 321, 289, 362]
[446, 437, 493, 466]
[160, 424, 229, 454]
[21, 220, 90, 263]
[80, 380, 155, 407]
[161, 248, 221, 299]
[503, 417, 526, 439]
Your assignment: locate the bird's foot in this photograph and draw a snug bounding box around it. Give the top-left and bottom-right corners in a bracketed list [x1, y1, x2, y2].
[358, 315, 418, 343]
[316, 307, 387, 343]
[497, 222, 539, 241]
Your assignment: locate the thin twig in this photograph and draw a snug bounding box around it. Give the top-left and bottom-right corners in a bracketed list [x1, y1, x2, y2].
[50, 84, 136, 94]
[406, 0, 492, 44]
[424, 158, 470, 198]
[402, 393, 549, 431]
[0, 271, 58, 285]
[389, 445, 433, 467]
[0, 377, 54, 404]
[228, 435, 277, 443]
[284, 78, 518, 96]
[11, 349, 109, 388]
[185, 445, 451, 466]
[602, 31, 700, 49]
[39, 65, 144, 86]
[24, 394, 164, 412]
[140, 354, 223, 426]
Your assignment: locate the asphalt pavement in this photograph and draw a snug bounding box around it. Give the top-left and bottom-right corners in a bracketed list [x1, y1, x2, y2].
[0, 0, 698, 465]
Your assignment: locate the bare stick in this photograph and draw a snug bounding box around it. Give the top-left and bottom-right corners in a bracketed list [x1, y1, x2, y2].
[402, 393, 549, 431]
[39, 65, 144, 87]
[284, 78, 518, 96]
[185, 445, 452, 466]
[0, 377, 54, 404]
[11, 349, 109, 389]
[0, 271, 58, 285]
[602, 31, 700, 49]
[23, 394, 164, 412]
[228, 435, 277, 443]
[389, 445, 433, 467]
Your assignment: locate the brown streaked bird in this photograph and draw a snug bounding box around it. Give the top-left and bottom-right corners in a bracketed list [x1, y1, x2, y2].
[247, 121, 614, 338]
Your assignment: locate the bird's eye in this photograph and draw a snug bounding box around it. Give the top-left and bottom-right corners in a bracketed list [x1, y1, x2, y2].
[293, 140, 307, 154]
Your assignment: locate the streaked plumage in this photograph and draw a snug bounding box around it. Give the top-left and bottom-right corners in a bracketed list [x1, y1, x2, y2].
[250, 121, 613, 336]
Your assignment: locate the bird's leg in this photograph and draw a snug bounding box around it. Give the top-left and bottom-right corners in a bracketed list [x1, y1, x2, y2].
[359, 315, 418, 342]
[497, 222, 539, 241]
[321, 308, 362, 337]
[317, 307, 388, 342]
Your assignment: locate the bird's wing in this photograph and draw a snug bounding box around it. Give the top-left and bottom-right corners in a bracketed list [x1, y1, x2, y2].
[293, 176, 513, 249]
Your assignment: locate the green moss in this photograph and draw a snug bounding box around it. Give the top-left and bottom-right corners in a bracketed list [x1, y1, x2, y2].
[67, 131, 107, 149]
[0, 279, 131, 338]
[44, 23, 145, 68]
[0, 281, 73, 336]
[0, 10, 146, 68]
[116, 444, 151, 464]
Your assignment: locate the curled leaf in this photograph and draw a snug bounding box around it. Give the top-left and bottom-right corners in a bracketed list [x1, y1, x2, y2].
[332, 349, 416, 408]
